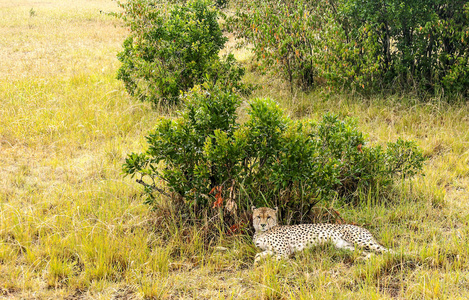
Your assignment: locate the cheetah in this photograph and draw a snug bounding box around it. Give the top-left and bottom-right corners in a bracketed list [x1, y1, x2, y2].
[252, 206, 392, 263]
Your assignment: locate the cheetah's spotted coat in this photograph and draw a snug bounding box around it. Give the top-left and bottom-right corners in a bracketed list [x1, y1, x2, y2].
[252, 207, 391, 263]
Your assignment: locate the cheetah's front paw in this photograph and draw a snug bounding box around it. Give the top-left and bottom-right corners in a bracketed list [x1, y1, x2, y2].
[254, 250, 275, 266]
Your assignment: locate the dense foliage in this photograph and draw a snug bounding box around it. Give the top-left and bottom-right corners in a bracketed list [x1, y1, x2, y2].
[229, 0, 469, 97]
[228, 0, 325, 91]
[228, 0, 318, 91]
[123, 85, 425, 224]
[335, 0, 469, 96]
[115, 0, 246, 105]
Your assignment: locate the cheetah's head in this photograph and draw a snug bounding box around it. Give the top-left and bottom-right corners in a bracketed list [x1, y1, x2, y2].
[252, 206, 278, 232]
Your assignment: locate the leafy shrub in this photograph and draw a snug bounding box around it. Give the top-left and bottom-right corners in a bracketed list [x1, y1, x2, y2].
[228, 0, 323, 91]
[229, 0, 469, 97]
[332, 0, 469, 96]
[123, 85, 425, 226]
[115, 0, 246, 105]
[214, 0, 228, 8]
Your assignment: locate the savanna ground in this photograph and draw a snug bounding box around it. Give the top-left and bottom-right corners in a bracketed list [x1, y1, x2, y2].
[1, 0, 469, 299]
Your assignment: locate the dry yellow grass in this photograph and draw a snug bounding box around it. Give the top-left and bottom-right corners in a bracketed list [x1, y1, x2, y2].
[1, 0, 469, 299]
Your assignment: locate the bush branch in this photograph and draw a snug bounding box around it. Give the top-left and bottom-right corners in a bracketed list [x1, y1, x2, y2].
[136, 179, 172, 198]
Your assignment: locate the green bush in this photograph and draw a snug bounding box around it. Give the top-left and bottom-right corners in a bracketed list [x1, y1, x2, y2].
[228, 0, 323, 91]
[123, 85, 426, 225]
[332, 0, 469, 96]
[115, 0, 246, 105]
[229, 0, 469, 97]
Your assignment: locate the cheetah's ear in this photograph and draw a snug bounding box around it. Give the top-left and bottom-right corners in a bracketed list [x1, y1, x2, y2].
[251, 206, 256, 211]
[274, 207, 278, 212]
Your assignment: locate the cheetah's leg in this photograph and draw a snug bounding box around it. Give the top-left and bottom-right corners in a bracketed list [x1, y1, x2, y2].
[357, 247, 395, 261]
[254, 250, 275, 264]
[357, 241, 395, 258]
[335, 239, 376, 260]
[369, 243, 394, 254]
[355, 237, 394, 254]
[333, 238, 356, 252]
[274, 249, 290, 261]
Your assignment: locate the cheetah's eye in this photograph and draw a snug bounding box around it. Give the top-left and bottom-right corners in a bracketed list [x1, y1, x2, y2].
[267, 216, 271, 219]
[257, 216, 261, 219]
